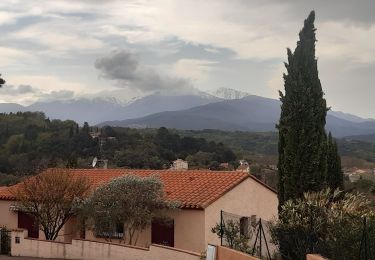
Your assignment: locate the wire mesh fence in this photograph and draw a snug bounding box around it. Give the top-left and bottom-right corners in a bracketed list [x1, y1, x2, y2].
[217, 210, 375, 260]
[218, 210, 273, 259]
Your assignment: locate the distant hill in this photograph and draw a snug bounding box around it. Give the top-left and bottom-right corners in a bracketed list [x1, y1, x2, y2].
[99, 95, 375, 138]
[0, 103, 26, 113]
[329, 110, 375, 123]
[0, 93, 220, 124]
[345, 133, 375, 143]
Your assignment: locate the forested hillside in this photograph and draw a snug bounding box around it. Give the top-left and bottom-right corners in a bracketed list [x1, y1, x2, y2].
[0, 112, 97, 176]
[179, 129, 375, 167]
[1, 113, 374, 187]
[0, 112, 237, 185]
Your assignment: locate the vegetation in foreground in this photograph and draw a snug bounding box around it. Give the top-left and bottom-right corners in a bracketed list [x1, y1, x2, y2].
[270, 189, 375, 260]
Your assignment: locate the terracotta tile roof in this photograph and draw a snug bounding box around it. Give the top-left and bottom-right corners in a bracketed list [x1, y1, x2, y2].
[0, 186, 16, 200]
[0, 169, 274, 209]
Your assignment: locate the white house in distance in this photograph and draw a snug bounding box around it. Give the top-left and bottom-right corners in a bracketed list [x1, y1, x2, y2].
[0, 168, 278, 254]
[237, 160, 250, 173]
[170, 159, 189, 170]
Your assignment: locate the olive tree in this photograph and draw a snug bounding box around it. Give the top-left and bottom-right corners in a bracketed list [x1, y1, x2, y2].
[14, 168, 91, 240]
[82, 174, 178, 245]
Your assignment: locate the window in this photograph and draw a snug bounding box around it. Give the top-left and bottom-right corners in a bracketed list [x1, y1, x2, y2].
[240, 217, 250, 238]
[95, 222, 124, 239]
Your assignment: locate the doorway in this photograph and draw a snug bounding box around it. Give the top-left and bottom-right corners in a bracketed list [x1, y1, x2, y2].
[18, 212, 39, 238]
[151, 218, 174, 247]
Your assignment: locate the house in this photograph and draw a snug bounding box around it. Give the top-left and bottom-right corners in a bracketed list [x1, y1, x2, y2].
[0, 169, 278, 253]
[236, 164, 250, 173]
[170, 159, 188, 170]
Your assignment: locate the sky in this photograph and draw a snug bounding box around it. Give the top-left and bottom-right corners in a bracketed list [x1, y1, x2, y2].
[0, 0, 374, 118]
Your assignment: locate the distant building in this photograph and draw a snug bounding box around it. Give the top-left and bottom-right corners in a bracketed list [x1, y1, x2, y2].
[89, 132, 101, 139]
[239, 160, 249, 166]
[219, 163, 230, 169]
[171, 159, 188, 170]
[236, 164, 250, 173]
[268, 165, 278, 171]
[348, 173, 361, 183]
[236, 160, 250, 173]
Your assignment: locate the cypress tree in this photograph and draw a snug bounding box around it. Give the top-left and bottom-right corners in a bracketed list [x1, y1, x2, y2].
[277, 11, 328, 207]
[326, 132, 343, 190]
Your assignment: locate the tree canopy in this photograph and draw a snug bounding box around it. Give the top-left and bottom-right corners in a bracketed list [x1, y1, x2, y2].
[277, 11, 343, 206]
[13, 168, 91, 240]
[0, 113, 237, 178]
[81, 174, 177, 245]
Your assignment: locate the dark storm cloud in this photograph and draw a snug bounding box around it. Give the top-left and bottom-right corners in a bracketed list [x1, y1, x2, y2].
[95, 50, 193, 93]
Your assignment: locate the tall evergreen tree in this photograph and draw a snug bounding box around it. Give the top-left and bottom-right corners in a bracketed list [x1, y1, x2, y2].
[82, 122, 90, 134]
[326, 132, 343, 190]
[277, 11, 328, 207]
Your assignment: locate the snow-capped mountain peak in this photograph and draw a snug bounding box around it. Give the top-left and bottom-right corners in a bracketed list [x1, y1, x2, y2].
[208, 87, 249, 100]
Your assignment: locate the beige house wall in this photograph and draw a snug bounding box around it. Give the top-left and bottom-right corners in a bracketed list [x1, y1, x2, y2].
[204, 177, 278, 248]
[168, 209, 205, 252]
[84, 209, 205, 253]
[307, 255, 327, 260]
[11, 230, 201, 260]
[0, 201, 79, 243]
[0, 200, 17, 229]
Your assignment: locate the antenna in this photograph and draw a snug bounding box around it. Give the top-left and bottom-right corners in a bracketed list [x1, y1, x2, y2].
[92, 157, 98, 168]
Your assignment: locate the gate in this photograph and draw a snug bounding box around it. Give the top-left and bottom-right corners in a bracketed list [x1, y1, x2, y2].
[0, 228, 11, 255]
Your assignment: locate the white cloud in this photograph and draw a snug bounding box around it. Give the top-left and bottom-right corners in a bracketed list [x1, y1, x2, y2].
[0, 0, 374, 117]
[172, 59, 217, 82]
[0, 47, 34, 67]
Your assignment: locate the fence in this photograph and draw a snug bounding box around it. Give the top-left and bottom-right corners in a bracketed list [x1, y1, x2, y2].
[0, 228, 11, 255]
[219, 210, 273, 259]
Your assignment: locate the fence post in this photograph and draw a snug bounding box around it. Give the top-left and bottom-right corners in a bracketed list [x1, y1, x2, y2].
[220, 210, 223, 246]
[259, 219, 262, 259]
[358, 217, 368, 260]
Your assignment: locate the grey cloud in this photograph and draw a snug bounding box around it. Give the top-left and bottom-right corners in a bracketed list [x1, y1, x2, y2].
[37, 90, 75, 101]
[95, 50, 193, 93]
[263, 0, 375, 26]
[1, 85, 74, 100]
[95, 51, 139, 81]
[1, 84, 36, 95]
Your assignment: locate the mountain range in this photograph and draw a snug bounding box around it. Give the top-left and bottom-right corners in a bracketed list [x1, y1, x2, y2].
[98, 91, 375, 138]
[1, 88, 374, 138]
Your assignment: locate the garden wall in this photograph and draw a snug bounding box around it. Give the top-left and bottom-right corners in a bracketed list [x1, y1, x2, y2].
[11, 230, 201, 260]
[216, 246, 259, 260]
